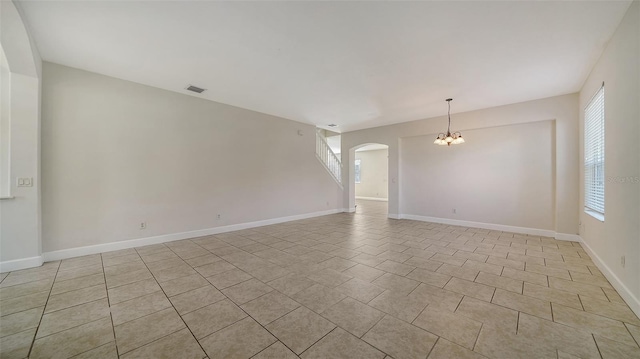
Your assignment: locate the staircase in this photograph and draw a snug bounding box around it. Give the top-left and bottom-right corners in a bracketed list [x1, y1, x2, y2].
[316, 129, 342, 186]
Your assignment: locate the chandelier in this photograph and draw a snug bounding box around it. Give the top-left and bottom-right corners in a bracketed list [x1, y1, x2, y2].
[434, 98, 464, 146]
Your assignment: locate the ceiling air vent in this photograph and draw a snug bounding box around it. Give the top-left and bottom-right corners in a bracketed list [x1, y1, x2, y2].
[328, 124, 338, 127]
[186, 85, 206, 93]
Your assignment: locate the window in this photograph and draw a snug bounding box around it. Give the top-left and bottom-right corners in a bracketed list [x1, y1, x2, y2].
[355, 159, 361, 184]
[584, 84, 605, 220]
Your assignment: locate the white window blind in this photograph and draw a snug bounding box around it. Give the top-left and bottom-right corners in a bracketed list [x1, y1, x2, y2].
[584, 85, 605, 217]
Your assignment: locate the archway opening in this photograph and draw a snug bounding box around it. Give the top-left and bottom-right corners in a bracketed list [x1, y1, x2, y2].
[351, 143, 389, 218]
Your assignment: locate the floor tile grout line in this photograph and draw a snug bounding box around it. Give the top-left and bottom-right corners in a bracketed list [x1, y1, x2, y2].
[0, 289, 51, 315]
[189, 236, 389, 358]
[188, 274, 299, 357]
[36, 317, 115, 358]
[49, 266, 104, 283]
[358, 313, 390, 341]
[26, 260, 61, 358]
[253, 300, 300, 327]
[360, 314, 423, 357]
[131, 245, 211, 358]
[410, 301, 431, 327]
[624, 323, 640, 348]
[204, 273, 252, 293]
[53, 261, 104, 276]
[577, 293, 586, 311]
[105, 274, 154, 291]
[31, 297, 109, 339]
[591, 333, 605, 359]
[296, 326, 339, 357]
[489, 287, 497, 303]
[46, 279, 107, 301]
[6, 205, 629, 358]
[452, 294, 464, 312]
[69, 341, 115, 359]
[100, 252, 120, 359]
[424, 336, 440, 359]
[248, 340, 290, 359]
[471, 323, 483, 351]
[117, 325, 186, 357]
[109, 285, 165, 307]
[0, 273, 57, 290]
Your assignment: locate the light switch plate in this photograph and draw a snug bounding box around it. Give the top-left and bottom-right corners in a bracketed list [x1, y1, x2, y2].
[17, 178, 33, 187]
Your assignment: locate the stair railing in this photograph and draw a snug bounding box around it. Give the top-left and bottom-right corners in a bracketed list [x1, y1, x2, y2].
[315, 130, 342, 185]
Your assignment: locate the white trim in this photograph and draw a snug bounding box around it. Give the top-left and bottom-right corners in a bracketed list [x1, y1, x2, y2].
[43, 208, 346, 262]
[584, 209, 605, 222]
[400, 214, 556, 237]
[578, 236, 640, 318]
[0, 256, 43, 273]
[8, 210, 640, 319]
[398, 214, 640, 317]
[554, 233, 582, 241]
[356, 196, 388, 202]
[346, 207, 356, 213]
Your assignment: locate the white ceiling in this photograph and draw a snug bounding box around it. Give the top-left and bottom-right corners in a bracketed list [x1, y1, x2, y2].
[18, 1, 631, 132]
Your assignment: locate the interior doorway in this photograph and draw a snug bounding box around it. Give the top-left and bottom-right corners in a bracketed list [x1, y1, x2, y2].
[352, 144, 389, 217]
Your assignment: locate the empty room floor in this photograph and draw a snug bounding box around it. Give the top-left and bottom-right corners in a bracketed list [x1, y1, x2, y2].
[1, 201, 640, 358]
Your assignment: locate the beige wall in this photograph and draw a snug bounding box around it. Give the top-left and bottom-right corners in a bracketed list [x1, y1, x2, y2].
[401, 120, 554, 230]
[41, 63, 343, 252]
[342, 93, 578, 236]
[578, 1, 639, 310]
[355, 148, 388, 199]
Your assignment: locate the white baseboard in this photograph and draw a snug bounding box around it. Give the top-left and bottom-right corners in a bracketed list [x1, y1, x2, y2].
[401, 213, 640, 317]
[577, 236, 640, 318]
[43, 208, 346, 262]
[7, 209, 640, 319]
[356, 196, 388, 202]
[400, 214, 556, 237]
[0, 256, 43, 273]
[554, 233, 582, 241]
[346, 207, 356, 213]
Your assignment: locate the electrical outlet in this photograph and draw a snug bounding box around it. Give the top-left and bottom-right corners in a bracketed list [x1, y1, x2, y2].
[216, 214, 221, 220]
[621, 256, 626, 268]
[140, 222, 147, 230]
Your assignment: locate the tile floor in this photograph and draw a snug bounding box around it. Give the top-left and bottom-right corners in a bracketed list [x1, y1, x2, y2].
[1, 200, 640, 358]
